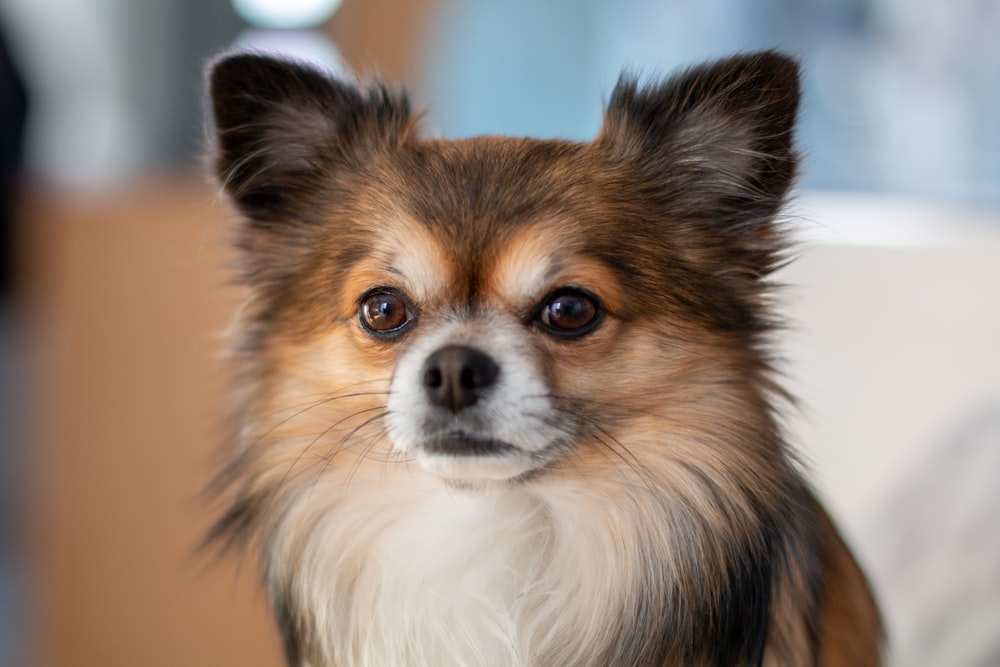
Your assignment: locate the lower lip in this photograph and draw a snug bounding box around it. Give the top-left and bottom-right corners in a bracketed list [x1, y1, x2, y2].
[422, 436, 518, 457]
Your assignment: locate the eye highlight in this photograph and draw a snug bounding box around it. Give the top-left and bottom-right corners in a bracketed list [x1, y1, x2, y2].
[359, 288, 415, 337]
[535, 288, 602, 339]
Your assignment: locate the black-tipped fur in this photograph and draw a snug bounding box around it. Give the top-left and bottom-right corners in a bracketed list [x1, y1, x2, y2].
[602, 51, 799, 244]
[600, 51, 798, 338]
[209, 52, 412, 225]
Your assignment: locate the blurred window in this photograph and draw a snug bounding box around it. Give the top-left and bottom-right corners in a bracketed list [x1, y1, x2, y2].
[425, 0, 1000, 206]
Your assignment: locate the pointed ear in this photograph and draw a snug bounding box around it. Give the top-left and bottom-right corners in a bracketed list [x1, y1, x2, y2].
[600, 51, 800, 274]
[206, 52, 413, 228]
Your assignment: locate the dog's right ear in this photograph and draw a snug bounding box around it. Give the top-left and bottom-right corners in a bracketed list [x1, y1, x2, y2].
[207, 52, 413, 229]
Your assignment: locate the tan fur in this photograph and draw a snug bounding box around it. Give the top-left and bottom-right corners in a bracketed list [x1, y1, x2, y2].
[817, 514, 883, 667]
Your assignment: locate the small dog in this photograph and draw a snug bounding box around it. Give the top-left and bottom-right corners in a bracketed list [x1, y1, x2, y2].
[206, 51, 882, 666]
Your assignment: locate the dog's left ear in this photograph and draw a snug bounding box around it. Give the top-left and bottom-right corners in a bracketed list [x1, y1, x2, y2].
[206, 52, 414, 286]
[207, 52, 413, 228]
[600, 51, 800, 276]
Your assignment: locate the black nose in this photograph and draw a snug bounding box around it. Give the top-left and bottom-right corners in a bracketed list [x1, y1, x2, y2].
[421, 345, 499, 413]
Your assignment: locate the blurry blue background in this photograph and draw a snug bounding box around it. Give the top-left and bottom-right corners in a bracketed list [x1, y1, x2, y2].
[427, 0, 1000, 206]
[2, 0, 998, 201]
[0, 1, 997, 666]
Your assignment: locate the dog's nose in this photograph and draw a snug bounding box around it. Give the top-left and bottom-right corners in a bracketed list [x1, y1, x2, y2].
[421, 345, 499, 413]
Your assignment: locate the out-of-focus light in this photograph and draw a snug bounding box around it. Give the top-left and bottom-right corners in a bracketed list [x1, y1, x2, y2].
[232, 0, 343, 29]
[233, 28, 344, 73]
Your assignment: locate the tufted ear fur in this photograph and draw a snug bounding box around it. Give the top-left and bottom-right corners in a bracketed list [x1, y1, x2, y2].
[599, 51, 800, 280]
[207, 52, 413, 232]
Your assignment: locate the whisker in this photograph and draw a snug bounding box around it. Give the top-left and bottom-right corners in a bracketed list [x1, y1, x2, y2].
[276, 405, 388, 494]
[254, 390, 387, 438]
[587, 428, 660, 494]
[310, 409, 393, 492]
[539, 397, 661, 493]
[344, 425, 394, 488]
[251, 378, 391, 421]
[235, 386, 391, 469]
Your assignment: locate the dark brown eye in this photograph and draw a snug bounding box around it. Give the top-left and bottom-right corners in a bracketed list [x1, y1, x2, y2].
[537, 288, 601, 339]
[359, 289, 414, 336]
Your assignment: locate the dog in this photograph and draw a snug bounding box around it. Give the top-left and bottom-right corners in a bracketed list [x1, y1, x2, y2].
[205, 50, 883, 666]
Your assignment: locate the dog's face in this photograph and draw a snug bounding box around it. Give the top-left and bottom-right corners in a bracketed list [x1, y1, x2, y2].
[205, 52, 824, 667]
[209, 52, 798, 493]
[354, 145, 709, 484]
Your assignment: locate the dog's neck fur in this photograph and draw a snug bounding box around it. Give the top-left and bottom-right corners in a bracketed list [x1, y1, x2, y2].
[277, 480, 612, 666]
[258, 437, 816, 667]
[271, 477, 663, 666]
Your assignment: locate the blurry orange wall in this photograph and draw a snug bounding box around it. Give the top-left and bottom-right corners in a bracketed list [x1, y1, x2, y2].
[23, 1, 437, 665]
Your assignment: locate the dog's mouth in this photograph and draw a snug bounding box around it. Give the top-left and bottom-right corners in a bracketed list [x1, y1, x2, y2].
[421, 434, 520, 457]
[413, 432, 537, 482]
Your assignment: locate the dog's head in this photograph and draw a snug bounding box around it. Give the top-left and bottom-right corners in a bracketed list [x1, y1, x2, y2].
[208, 51, 799, 491]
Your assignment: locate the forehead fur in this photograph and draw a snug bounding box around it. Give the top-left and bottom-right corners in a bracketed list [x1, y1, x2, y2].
[334, 137, 712, 321]
[351, 138, 596, 253]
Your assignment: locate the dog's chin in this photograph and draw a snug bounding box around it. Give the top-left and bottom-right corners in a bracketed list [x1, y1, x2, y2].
[412, 436, 541, 484]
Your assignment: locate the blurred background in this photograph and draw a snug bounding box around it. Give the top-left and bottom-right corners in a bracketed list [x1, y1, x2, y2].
[0, 0, 997, 665]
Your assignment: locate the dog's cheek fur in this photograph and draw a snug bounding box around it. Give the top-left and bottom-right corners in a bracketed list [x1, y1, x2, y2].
[542, 323, 797, 664]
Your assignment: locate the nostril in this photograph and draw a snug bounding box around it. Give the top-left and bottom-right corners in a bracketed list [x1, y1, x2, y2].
[462, 356, 497, 389]
[424, 367, 443, 389]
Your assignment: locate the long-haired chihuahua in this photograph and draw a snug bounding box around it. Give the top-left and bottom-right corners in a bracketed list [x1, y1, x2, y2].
[205, 50, 882, 666]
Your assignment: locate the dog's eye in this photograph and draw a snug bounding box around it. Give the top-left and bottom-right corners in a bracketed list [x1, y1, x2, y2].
[359, 289, 414, 336]
[537, 288, 601, 339]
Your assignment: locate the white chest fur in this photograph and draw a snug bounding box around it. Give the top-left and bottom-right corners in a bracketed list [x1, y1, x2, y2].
[269, 479, 647, 667]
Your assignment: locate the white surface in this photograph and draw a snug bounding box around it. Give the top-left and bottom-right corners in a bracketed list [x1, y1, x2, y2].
[779, 192, 1000, 665]
[793, 192, 1000, 248]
